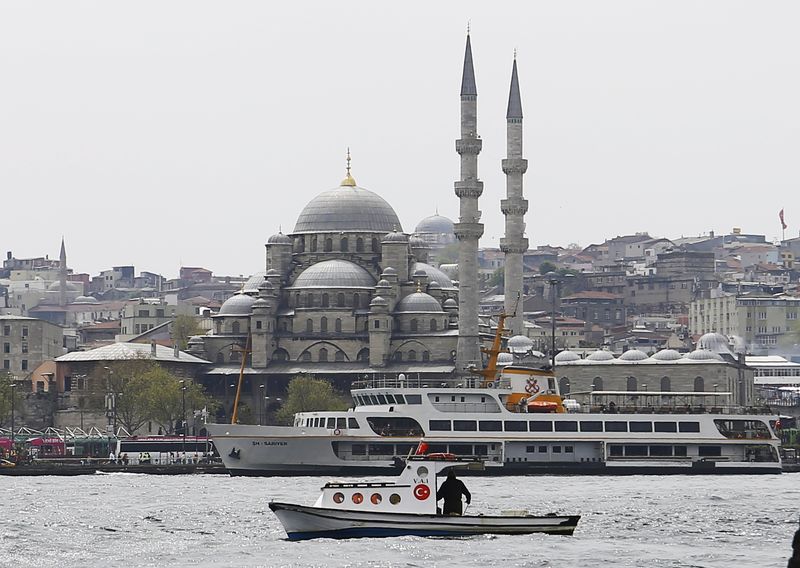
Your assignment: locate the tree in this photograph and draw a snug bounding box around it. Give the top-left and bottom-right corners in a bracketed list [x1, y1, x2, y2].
[137, 368, 212, 434]
[275, 375, 350, 425]
[0, 371, 22, 428]
[172, 315, 204, 350]
[539, 261, 557, 275]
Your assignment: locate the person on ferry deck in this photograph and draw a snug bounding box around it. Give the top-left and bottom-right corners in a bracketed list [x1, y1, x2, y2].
[436, 470, 471, 515]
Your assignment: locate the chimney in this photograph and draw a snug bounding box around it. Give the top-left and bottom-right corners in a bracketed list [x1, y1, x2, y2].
[151, 340, 157, 356]
[174, 343, 180, 358]
[709, 230, 714, 238]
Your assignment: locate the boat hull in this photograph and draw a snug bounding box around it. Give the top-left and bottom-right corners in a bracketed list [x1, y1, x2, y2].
[269, 502, 580, 540]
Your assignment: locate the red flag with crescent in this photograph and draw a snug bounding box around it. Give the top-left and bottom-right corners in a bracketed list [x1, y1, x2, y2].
[780, 209, 787, 230]
[415, 440, 429, 455]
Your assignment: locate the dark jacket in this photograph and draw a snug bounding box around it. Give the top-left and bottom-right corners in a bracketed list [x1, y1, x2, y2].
[436, 474, 471, 515]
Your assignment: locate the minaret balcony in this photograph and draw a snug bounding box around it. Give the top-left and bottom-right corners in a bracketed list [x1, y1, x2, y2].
[500, 238, 529, 254]
[455, 138, 483, 155]
[453, 222, 485, 240]
[500, 198, 529, 216]
[454, 180, 484, 199]
[502, 158, 528, 174]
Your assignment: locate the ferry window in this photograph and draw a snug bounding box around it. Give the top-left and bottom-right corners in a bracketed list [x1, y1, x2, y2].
[479, 420, 502, 432]
[654, 422, 677, 433]
[453, 420, 477, 432]
[649, 445, 672, 456]
[434, 396, 440, 402]
[449, 444, 472, 455]
[526, 446, 537, 453]
[326, 418, 336, 429]
[368, 417, 423, 437]
[395, 444, 416, 456]
[552, 446, 562, 454]
[474, 445, 488, 456]
[629, 421, 652, 433]
[368, 395, 380, 405]
[679, 422, 700, 433]
[674, 446, 687, 457]
[371, 493, 382, 505]
[337, 418, 347, 429]
[429, 420, 452, 431]
[698, 446, 722, 457]
[530, 421, 553, 432]
[389, 494, 401, 505]
[605, 421, 627, 432]
[609, 445, 623, 457]
[538, 446, 548, 453]
[377, 395, 388, 405]
[385, 394, 396, 404]
[352, 444, 366, 455]
[580, 421, 603, 432]
[554, 421, 578, 432]
[504, 421, 527, 432]
[348, 418, 359, 429]
[625, 445, 647, 457]
[565, 446, 574, 453]
[394, 394, 406, 404]
[451, 396, 456, 402]
[405, 395, 422, 404]
[368, 444, 394, 456]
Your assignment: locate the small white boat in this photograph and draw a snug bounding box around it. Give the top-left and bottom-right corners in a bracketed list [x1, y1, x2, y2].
[269, 454, 580, 540]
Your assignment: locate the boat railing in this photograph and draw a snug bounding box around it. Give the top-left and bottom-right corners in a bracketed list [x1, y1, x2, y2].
[505, 401, 774, 416]
[352, 376, 495, 390]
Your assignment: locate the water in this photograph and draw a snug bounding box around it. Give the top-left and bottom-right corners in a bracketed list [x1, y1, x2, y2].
[1, 472, 798, 567]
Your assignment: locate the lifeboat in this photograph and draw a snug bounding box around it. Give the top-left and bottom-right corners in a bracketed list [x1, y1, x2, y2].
[527, 400, 559, 413]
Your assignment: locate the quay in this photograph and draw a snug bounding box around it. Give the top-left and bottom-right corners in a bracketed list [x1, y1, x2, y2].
[0, 460, 228, 476]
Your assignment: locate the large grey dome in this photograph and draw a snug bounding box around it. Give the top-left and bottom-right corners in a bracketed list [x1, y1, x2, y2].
[293, 184, 402, 234]
[415, 214, 454, 234]
[697, 332, 733, 355]
[218, 294, 256, 316]
[291, 260, 376, 289]
[410, 262, 455, 289]
[242, 271, 266, 293]
[395, 292, 443, 313]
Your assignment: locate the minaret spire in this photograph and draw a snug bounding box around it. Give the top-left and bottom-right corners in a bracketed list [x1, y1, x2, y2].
[501, 55, 529, 335]
[454, 33, 484, 374]
[59, 237, 68, 307]
[340, 147, 357, 186]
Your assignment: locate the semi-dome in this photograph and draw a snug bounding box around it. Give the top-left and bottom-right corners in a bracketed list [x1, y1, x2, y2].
[382, 267, 397, 276]
[370, 295, 388, 307]
[48, 280, 80, 292]
[415, 214, 455, 234]
[507, 335, 534, 354]
[410, 262, 454, 289]
[697, 332, 733, 354]
[267, 232, 292, 244]
[395, 292, 443, 313]
[586, 350, 615, 362]
[242, 271, 266, 292]
[443, 298, 458, 309]
[555, 350, 581, 363]
[265, 268, 281, 276]
[291, 260, 376, 289]
[219, 294, 256, 316]
[651, 349, 682, 361]
[73, 295, 97, 304]
[293, 183, 402, 234]
[409, 236, 429, 248]
[376, 279, 391, 288]
[496, 352, 514, 366]
[382, 231, 408, 243]
[619, 349, 648, 361]
[682, 350, 724, 362]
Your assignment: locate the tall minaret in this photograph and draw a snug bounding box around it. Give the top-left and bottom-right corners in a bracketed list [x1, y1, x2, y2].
[454, 33, 484, 373]
[58, 237, 67, 307]
[501, 55, 528, 335]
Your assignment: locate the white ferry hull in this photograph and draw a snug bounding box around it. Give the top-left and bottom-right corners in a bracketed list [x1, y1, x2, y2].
[269, 502, 580, 540]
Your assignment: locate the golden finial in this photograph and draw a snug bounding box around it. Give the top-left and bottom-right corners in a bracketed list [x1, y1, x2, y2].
[416, 282, 422, 293]
[341, 147, 357, 186]
[467, 20, 470, 35]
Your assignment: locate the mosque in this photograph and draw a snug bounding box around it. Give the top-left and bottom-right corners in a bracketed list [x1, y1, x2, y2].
[187, 33, 531, 389]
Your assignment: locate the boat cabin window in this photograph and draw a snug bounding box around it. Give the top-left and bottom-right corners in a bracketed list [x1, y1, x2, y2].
[674, 446, 688, 457]
[405, 394, 422, 404]
[504, 421, 527, 432]
[698, 445, 722, 456]
[609, 445, 623, 457]
[366, 416, 423, 437]
[348, 418, 359, 429]
[624, 445, 647, 456]
[377, 394, 388, 405]
[552, 446, 562, 454]
[580, 421, 603, 432]
[713, 419, 771, 439]
[351, 444, 366, 455]
[337, 418, 347, 429]
[530, 421, 553, 432]
[453, 420, 477, 432]
[394, 394, 406, 404]
[605, 421, 627, 432]
[385, 394, 396, 404]
[478, 420, 502, 432]
[678, 422, 700, 433]
[326, 418, 336, 429]
[554, 421, 578, 432]
[429, 420, 451, 431]
[649, 445, 672, 456]
[654, 422, 677, 433]
[449, 444, 473, 455]
[368, 444, 395, 456]
[629, 421, 653, 433]
[565, 446, 574, 453]
[369, 395, 380, 405]
[474, 444, 488, 456]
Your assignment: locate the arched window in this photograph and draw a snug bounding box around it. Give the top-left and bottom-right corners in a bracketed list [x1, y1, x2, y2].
[356, 238, 364, 252]
[626, 376, 637, 392]
[321, 293, 329, 308]
[297, 237, 305, 252]
[340, 238, 348, 252]
[393, 351, 402, 362]
[410, 319, 418, 332]
[694, 377, 705, 392]
[408, 349, 417, 361]
[336, 293, 345, 307]
[660, 376, 671, 392]
[232, 321, 240, 334]
[282, 321, 289, 332]
[295, 293, 301, 307]
[335, 318, 342, 333]
[559, 377, 571, 395]
[364, 320, 369, 331]
[353, 293, 360, 308]
[319, 347, 328, 362]
[422, 351, 430, 362]
[320, 317, 328, 332]
[216, 353, 224, 364]
[430, 319, 437, 331]
[335, 350, 345, 362]
[357, 348, 370, 362]
[272, 348, 289, 361]
[371, 238, 379, 252]
[306, 319, 313, 333]
[592, 377, 603, 391]
[301, 351, 311, 362]
[310, 236, 318, 252]
[306, 293, 314, 307]
[324, 238, 333, 252]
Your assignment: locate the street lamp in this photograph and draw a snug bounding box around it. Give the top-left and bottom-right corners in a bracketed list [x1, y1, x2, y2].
[259, 384, 265, 425]
[179, 380, 187, 459]
[10, 383, 17, 450]
[545, 272, 574, 369]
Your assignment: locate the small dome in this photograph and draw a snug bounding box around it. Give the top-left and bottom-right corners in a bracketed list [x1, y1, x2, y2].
[265, 268, 281, 277]
[413, 269, 427, 277]
[73, 295, 97, 304]
[293, 183, 402, 234]
[415, 214, 455, 235]
[258, 280, 274, 290]
[682, 350, 724, 362]
[219, 294, 256, 316]
[697, 332, 733, 355]
[382, 231, 408, 243]
[507, 335, 534, 354]
[395, 292, 443, 313]
[619, 349, 648, 361]
[382, 267, 397, 276]
[48, 280, 80, 292]
[242, 272, 266, 292]
[410, 262, 454, 289]
[292, 260, 376, 289]
[409, 236, 429, 248]
[496, 352, 514, 366]
[443, 298, 458, 309]
[370, 295, 388, 307]
[586, 350, 615, 362]
[428, 281, 441, 290]
[376, 279, 391, 287]
[252, 298, 270, 308]
[651, 349, 682, 361]
[267, 232, 292, 245]
[555, 350, 581, 363]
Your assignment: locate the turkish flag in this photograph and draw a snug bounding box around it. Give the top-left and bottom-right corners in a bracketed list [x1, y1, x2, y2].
[415, 440, 429, 455]
[780, 209, 788, 230]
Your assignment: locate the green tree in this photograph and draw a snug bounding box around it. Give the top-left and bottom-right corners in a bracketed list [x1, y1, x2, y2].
[539, 261, 557, 275]
[172, 315, 204, 350]
[137, 367, 211, 434]
[0, 371, 22, 428]
[275, 375, 349, 425]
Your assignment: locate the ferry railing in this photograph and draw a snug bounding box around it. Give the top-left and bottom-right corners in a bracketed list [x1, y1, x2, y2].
[352, 376, 489, 390]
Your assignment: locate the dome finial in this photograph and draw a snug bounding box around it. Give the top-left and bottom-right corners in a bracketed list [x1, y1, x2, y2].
[341, 147, 357, 186]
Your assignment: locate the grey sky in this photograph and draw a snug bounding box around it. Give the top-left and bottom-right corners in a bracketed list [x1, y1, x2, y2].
[1, 2, 798, 278]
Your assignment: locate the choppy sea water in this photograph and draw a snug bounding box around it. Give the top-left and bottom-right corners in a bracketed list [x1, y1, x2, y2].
[1, 472, 798, 568]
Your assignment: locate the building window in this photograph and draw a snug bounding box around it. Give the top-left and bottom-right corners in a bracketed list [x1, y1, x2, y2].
[335, 318, 342, 333]
[660, 376, 671, 392]
[410, 319, 418, 332]
[372, 238, 379, 252]
[22, 326, 28, 337]
[422, 351, 430, 362]
[592, 377, 603, 391]
[356, 238, 364, 252]
[430, 319, 437, 331]
[2, 360, 8, 370]
[21, 360, 28, 371]
[295, 293, 302, 307]
[322, 293, 330, 308]
[337, 293, 345, 307]
[2, 326, 9, 335]
[2, 343, 8, 354]
[306, 319, 313, 332]
[255, 321, 262, 330]
[324, 238, 333, 252]
[232, 321, 240, 334]
[320, 317, 328, 332]
[694, 377, 704, 392]
[319, 348, 328, 362]
[408, 350, 417, 361]
[306, 293, 314, 307]
[374, 320, 380, 329]
[21, 342, 28, 354]
[335, 350, 345, 362]
[301, 352, 311, 362]
[353, 293, 361, 308]
[626, 376, 638, 391]
[340, 238, 348, 252]
[393, 351, 402, 362]
[310, 236, 318, 252]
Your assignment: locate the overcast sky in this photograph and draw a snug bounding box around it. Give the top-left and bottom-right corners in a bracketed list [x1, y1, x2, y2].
[1, 2, 798, 279]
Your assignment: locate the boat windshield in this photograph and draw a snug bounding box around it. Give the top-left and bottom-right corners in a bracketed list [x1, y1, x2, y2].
[366, 417, 424, 437]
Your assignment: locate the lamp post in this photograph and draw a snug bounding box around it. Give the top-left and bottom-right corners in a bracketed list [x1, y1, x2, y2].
[259, 384, 265, 425]
[179, 380, 187, 459]
[10, 382, 17, 450]
[545, 272, 574, 369]
[713, 383, 718, 409]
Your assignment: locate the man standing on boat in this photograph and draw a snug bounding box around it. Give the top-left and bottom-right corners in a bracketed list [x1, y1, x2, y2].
[437, 470, 471, 515]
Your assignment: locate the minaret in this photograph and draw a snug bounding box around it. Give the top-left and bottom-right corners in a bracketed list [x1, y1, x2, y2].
[501, 55, 528, 335]
[59, 237, 67, 307]
[454, 33, 484, 373]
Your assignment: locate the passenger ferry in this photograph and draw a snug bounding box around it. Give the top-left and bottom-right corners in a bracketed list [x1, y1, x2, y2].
[207, 366, 782, 476]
